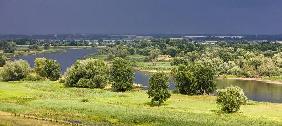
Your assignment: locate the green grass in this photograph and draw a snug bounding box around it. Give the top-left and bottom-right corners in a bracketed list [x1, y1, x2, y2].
[135, 61, 173, 73]
[90, 54, 173, 73]
[0, 81, 281, 125]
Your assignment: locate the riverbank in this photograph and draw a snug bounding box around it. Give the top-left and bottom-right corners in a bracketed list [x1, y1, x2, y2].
[218, 75, 282, 85]
[4, 47, 66, 59]
[0, 81, 281, 125]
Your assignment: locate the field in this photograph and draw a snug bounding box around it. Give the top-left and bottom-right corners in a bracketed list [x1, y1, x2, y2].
[0, 81, 281, 125]
[90, 54, 173, 73]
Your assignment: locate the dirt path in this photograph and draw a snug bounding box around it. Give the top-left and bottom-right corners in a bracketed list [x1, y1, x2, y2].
[0, 111, 66, 126]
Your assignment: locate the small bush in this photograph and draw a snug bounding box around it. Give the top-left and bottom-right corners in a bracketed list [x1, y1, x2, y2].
[111, 57, 134, 92]
[1, 60, 30, 81]
[148, 72, 171, 106]
[65, 58, 109, 88]
[34, 58, 61, 81]
[81, 98, 89, 102]
[216, 86, 247, 113]
[58, 77, 65, 83]
[24, 73, 44, 81]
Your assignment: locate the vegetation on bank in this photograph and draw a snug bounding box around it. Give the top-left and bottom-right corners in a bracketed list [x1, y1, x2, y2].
[96, 40, 282, 81]
[0, 81, 281, 126]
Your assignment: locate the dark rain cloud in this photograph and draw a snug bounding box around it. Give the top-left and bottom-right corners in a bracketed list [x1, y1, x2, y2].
[0, 0, 281, 34]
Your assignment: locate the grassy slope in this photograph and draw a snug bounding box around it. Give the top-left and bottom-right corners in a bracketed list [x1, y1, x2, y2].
[0, 81, 281, 126]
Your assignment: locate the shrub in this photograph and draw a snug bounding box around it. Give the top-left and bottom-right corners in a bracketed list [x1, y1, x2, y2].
[0, 42, 16, 53]
[170, 57, 189, 66]
[24, 73, 44, 81]
[216, 86, 247, 113]
[0, 54, 6, 67]
[172, 63, 216, 95]
[34, 58, 61, 81]
[111, 57, 134, 92]
[65, 58, 109, 88]
[148, 72, 171, 106]
[58, 77, 65, 83]
[1, 60, 30, 81]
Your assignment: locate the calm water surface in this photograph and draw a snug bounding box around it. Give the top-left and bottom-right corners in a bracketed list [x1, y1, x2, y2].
[16, 48, 282, 103]
[136, 72, 282, 103]
[15, 48, 97, 72]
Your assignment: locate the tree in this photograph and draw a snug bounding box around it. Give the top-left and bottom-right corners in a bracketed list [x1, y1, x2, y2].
[192, 63, 216, 94]
[0, 42, 16, 53]
[112, 45, 129, 58]
[35, 58, 61, 81]
[65, 59, 109, 88]
[148, 72, 171, 106]
[216, 86, 247, 113]
[43, 43, 50, 50]
[172, 63, 216, 95]
[148, 49, 161, 61]
[165, 47, 177, 57]
[28, 44, 40, 50]
[0, 54, 7, 67]
[111, 57, 134, 92]
[1, 60, 30, 81]
[273, 52, 282, 68]
[170, 57, 189, 66]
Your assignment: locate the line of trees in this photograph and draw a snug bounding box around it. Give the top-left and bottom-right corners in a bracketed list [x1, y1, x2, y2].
[0, 58, 61, 81]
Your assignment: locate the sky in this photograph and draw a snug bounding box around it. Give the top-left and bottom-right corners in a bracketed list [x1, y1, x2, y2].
[0, 0, 282, 35]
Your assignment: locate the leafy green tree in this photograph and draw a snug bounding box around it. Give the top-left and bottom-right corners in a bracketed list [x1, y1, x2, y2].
[65, 59, 109, 88]
[170, 57, 189, 66]
[172, 63, 216, 95]
[112, 45, 129, 58]
[192, 63, 216, 94]
[43, 43, 50, 50]
[28, 44, 40, 50]
[1, 60, 30, 81]
[148, 49, 161, 61]
[172, 64, 195, 95]
[186, 51, 200, 62]
[0, 42, 16, 53]
[111, 57, 134, 92]
[148, 72, 171, 106]
[258, 59, 280, 77]
[34, 58, 61, 81]
[273, 52, 282, 68]
[216, 86, 247, 113]
[248, 55, 264, 70]
[165, 47, 177, 57]
[0, 54, 7, 67]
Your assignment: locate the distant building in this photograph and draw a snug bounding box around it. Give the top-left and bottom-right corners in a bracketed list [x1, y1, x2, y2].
[203, 41, 217, 44]
[169, 38, 184, 41]
[184, 36, 207, 39]
[276, 41, 282, 44]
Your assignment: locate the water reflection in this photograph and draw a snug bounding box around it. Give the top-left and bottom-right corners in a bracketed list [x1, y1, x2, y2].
[135, 72, 282, 103]
[215, 79, 282, 103]
[15, 48, 97, 73]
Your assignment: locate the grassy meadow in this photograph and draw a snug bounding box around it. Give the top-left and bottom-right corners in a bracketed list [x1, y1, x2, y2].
[0, 81, 281, 126]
